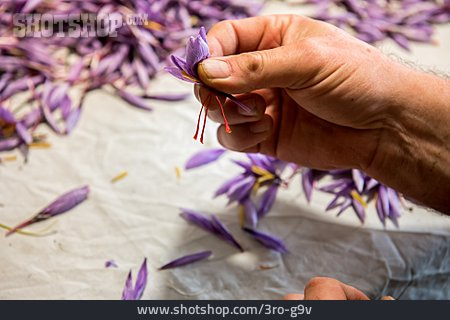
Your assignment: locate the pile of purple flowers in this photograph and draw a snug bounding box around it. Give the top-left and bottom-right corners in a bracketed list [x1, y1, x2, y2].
[0, 0, 261, 155]
[296, 0, 450, 50]
[185, 148, 404, 227]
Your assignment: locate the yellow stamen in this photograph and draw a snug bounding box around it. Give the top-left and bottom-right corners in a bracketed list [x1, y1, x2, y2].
[350, 190, 368, 208]
[2, 155, 17, 162]
[111, 171, 128, 183]
[143, 20, 163, 31]
[29, 141, 51, 149]
[175, 166, 182, 180]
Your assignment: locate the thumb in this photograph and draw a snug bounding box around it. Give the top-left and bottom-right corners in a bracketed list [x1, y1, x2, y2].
[197, 43, 319, 94]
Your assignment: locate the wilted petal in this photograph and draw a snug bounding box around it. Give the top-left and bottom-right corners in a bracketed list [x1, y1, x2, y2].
[65, 107, 82, 134]
[227, 176, 256, 204]
[180, 208, 217, 234]
[15, 122, 32, 144]
[121, 271, 133, 300]
[302, 169, 314, 202]
[133, 258, 148, 300]
[214, 174, 246, 198]
[258, 184, 278, 218]
[0, 136, 21, 151]
[242, 198, 258, 229]
[121, 258, 147, 300]
[243, 228, 288, 253]
[164, 66, 197, 83]
[352, 169, 365, 193]
[351, 198, 366, 223]
[159, 251, 212, 270]
[210, 214, 243, 252]
[6, 185, 90, 236]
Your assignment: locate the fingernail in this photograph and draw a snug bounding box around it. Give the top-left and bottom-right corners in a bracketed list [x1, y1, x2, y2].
[250, 118, 271, 133]
[381, 296, 395, 300]
[200, 59, 230, 79]
[238, 99, 258, 116]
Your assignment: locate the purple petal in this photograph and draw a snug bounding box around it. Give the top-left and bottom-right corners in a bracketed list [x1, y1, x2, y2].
[242, 198, 258, 229]
[210, 214, 243, 252]
[243, 228, 288, 253]
[65, 107, 82, 134]
[121, 271, 133, 300]
[351, 198, 366, 223]
[257, 184, 278, 218]
[180, 208, 217, 234]
[227, 176, 256, 204]
[352, 169, 365, 193]
[5, 185, 89, 236]
[15, 122, 32, 144]
[185, 148, 226, 169]
[214, 174, 246, 198]
[302, 169, 314, 203]
[133, 258, 148, 300]
[336, 198, 352, 216]
[159, 251, 212, 270]
[0, 136, 21, 151]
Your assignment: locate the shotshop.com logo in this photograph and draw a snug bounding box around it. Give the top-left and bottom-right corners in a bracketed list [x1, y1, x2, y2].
[12, 13, 149, 37]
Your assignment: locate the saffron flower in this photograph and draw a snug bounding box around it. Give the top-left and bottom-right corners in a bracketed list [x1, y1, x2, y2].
[122, 258, 148, 300]
[180, 208, 243, 252]
[1, 1, 261, 155]
[159, 251, 212, 270]
[5, 185, 90, 236]
[165, 27, 251, 143]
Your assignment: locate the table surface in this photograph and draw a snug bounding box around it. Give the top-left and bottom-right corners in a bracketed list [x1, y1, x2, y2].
[1, 3, 449, 300]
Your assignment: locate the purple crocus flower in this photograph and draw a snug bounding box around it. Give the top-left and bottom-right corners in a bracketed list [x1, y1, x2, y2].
[159, 251, 212, 270]
[6, 185, 90, 236]
[165, 26, 251, 143]
[185, 148, 226, 170]
[122, 258, 148, 300]
[180, 208, 243, 252]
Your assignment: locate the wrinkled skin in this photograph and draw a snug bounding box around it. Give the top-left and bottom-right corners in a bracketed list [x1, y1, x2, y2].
[195, 15, 450, 213]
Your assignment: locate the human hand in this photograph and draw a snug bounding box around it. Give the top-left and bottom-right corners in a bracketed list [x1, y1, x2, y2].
[194, 15, 450, 213]
[283, 277, 394, 300]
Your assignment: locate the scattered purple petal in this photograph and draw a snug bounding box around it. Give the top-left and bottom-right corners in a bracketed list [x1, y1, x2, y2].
[159, 251, 212, 270]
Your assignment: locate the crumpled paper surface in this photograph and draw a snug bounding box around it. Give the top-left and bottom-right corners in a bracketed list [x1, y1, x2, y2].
[1, 4, 450, 300]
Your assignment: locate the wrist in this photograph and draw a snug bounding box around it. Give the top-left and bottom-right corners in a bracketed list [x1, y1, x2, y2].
[365, 68, 450, 213]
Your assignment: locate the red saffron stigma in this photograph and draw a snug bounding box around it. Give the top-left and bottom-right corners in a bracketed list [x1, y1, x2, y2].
[215, 95, 231, 133]
[194, 92, 212, 141]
